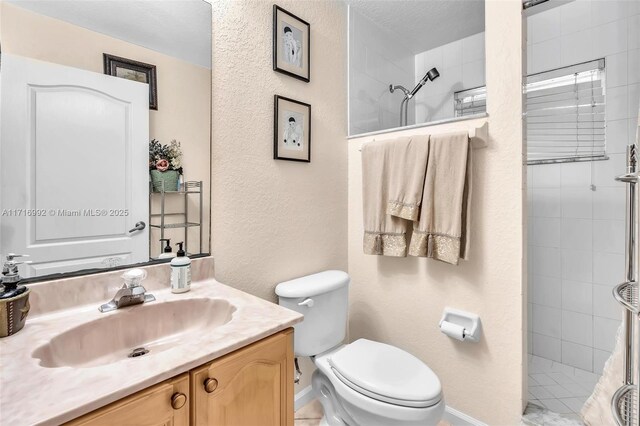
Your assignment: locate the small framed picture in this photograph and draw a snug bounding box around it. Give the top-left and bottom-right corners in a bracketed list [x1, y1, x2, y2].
[273, 5, 310, 82]
[103, 53, 158, 110]
[274, 95, 311, 163]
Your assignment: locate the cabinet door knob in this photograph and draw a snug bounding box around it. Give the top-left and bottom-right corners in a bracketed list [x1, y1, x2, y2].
[171, 392, 187, 410]
[204, 378, 218, 393]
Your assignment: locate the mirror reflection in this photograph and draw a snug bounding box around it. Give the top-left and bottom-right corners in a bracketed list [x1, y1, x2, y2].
[348, 0, 486, 135]
[0, 0, 212, 279]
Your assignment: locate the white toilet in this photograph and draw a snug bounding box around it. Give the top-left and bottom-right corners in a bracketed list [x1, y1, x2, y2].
[276, 270, 445, 426]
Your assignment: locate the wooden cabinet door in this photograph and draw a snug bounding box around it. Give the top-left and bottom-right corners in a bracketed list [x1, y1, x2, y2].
[66, 373, 189, 426]
[191, 329, 294, 426]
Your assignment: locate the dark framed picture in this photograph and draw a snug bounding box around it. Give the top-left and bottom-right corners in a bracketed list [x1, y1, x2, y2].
[274, 95, 311, 162]
[103, 53, 158, 110]
[273, 5, 310, 82]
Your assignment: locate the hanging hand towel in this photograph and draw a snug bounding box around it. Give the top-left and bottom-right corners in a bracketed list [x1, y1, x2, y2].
[385, 135, 431, 221]
[362, 136, 429, 256]
[409, 131, 472, 265]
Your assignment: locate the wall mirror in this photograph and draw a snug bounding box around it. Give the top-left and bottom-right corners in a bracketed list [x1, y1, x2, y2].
[348, 0, 486, 136]
[0, 0, 212, 281]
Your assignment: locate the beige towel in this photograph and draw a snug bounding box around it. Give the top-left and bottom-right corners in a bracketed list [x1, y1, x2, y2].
[385, 135, 431, 221]
[409, 131, 472, 264]
[362, 136, 430, 256]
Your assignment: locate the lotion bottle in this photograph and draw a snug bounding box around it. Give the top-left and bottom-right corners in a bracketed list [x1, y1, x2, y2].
[158, 238, 175, 259]
[170, 242, 191, 293]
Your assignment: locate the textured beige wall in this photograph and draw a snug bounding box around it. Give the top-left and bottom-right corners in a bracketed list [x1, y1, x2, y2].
[211, 0, 347, 392]
[211, 0, 347, 300]
[0, 3, 212, 255]
[347, 1, 525, 424]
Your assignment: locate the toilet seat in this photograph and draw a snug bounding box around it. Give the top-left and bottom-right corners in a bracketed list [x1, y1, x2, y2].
[327, 339, 442, 408]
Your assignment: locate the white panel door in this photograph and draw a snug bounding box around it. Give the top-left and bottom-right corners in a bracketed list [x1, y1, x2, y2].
[0, 54, 149, 277]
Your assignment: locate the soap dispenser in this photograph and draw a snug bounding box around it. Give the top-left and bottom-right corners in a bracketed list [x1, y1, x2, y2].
[170, 242, 191, 293]
[0, 254, 31, 337]
[158, 238, 175, 259]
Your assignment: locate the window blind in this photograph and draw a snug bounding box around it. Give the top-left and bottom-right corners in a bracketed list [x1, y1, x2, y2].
[454, 59, 607, 165]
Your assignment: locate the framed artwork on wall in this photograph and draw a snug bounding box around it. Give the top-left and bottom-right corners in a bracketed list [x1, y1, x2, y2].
[274, 95, 311, 162]
[273, 5, 310, 82]
[103, 53, 158, 110]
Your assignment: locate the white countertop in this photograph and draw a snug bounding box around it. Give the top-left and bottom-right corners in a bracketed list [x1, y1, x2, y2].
[0, 278, 303, 426]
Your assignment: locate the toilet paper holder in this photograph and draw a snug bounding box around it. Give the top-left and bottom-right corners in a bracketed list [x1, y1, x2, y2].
[439, 307, 482, 343]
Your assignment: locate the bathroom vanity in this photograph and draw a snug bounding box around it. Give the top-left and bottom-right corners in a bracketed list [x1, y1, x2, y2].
[0, 258, 303, 426]
[67, 329, 293, 426]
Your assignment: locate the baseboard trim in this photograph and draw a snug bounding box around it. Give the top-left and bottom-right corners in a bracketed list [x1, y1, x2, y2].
[295, 385, 315, 411]
[443, 406, 487, 426]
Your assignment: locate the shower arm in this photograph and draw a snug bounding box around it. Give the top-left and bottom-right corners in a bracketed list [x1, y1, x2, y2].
[389, 85, 411, 127]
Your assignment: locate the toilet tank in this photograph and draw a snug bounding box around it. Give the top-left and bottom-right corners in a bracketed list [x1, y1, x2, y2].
[275, 270, 350, 357]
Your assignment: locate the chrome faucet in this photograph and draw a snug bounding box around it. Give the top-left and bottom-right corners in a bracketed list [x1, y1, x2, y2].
[99, 269, 155, 313]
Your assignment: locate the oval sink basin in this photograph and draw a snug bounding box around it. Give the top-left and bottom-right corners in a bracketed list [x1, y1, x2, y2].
[32, 298, 236, 368]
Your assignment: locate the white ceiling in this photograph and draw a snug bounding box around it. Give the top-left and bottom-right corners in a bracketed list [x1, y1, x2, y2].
[348, 0, 485, 53]
[7, 0, 212, 69]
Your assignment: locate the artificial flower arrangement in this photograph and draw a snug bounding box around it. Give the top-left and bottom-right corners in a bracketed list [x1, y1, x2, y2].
[149, 139, 183, 191]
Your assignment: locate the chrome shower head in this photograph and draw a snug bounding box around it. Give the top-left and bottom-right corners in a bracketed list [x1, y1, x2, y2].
[409, 67, 440, 97]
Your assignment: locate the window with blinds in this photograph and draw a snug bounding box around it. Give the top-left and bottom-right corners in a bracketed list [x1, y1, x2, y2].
[454, 59, 607, 165]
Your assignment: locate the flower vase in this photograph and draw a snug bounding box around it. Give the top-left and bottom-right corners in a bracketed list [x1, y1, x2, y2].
[150, 170, 180, 192]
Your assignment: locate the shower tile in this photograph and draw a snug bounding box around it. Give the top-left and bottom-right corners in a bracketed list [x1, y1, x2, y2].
[560, 188, 592, 219]
[530, 386, 555, 400]
[560, 0, 591, 36]
[560, 162, 590, 188]
[442, 40, 462, 69]
[531, 373, 556, 386]
[561, 219, 592, 250]
[559, 397, 585, 413]
[532, 188, 562, 217]
[529, 6, 561, 43]
[628, 83, 639, 121]
[593, 316, 621, 352]
[593, 19, 628, 58]
[534, 217, 562, 248]
[607, 86, 630, 122]
[560, 29, 594, 68]
[546, 371, 573, 385]
[532, 39, 562, 74]
[562, 280, 592, 315]
[561, 249, 592, 283]
[462, 60, 485, 90]
[533, 163, 562, 188]
[630, 15, 640, 50]
[562, 311, 593, 346]
[534, 246, 562, 278]
[538, 397, 573, 414]
[606, 52, 628, 89]
[533, 333, 562, 362]
[591, 0, 629, 26]
[562, 341, 593, 371]
[592, 219, 625, 254]
[593, 349, 612, 375]
[534, 276, 562, 308]
[604, 119, 630, 155]
[560, 382, 591, 398]
[593, 283, 623, 320]
[593, 153, 625, 188]
[461, 32, 484, 64]
[592, 251, 624, 286]
[543, 384, 573, 399]
[534, 305, 562, 338]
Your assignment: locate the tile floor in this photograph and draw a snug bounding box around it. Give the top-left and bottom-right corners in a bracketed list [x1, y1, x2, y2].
[528, 354, 600, 421]
[294, 399, 452, 426]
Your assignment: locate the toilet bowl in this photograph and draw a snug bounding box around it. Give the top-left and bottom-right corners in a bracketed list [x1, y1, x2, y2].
[276, 270, 444, 426]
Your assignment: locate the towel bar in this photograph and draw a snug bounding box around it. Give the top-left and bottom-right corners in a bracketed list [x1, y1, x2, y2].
[358, 122, 488, 151]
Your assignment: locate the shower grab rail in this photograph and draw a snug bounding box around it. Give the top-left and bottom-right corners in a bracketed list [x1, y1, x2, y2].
[612, 144, 640, 426]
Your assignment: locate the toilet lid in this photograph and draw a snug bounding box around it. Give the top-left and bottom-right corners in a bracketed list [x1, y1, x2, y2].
[328, 339, 442, 408]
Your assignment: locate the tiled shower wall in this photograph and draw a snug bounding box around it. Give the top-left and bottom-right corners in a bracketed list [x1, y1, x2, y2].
[348, 9, 415, 135]
[526, 0, 639, 375]
[413, 32, 486, 123]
